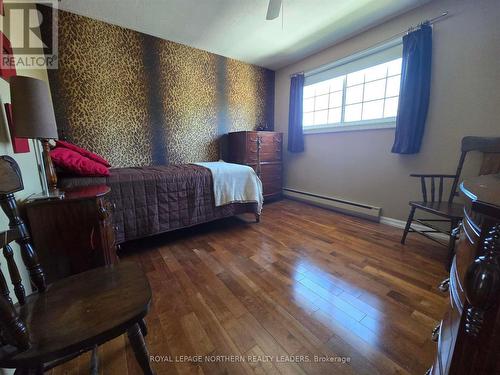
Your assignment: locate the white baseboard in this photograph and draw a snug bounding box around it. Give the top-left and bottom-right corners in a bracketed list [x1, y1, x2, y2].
[380, 216, 449, 241]
[283, 188, 381, 222]
[282, 187, 449, 242]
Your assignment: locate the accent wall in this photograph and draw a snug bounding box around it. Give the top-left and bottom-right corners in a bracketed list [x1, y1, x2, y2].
[42, 9, 275, 167]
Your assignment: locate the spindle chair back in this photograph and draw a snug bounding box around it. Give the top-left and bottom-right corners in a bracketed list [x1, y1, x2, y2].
[401, 137, 500, 269]
[0, 155, 154, 375]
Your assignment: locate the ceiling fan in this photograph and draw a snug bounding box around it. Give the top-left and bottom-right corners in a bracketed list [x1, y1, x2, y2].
[266, 0, 282, 20]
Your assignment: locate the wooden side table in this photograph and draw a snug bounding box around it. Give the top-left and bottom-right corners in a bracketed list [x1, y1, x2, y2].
[23, 185, 118, 284]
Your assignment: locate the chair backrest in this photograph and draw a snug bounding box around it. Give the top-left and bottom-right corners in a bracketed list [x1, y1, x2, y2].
[0, 156, 47, 351]
[449, 136, 500, 203]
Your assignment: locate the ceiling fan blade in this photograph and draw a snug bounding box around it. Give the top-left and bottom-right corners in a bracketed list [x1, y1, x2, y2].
[266, 0, 282, 20]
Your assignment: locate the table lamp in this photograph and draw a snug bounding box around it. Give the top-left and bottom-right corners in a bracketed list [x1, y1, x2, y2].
[10, 76, 59, 194]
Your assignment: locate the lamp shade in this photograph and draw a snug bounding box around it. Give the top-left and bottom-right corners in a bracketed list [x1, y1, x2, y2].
[9, 76, 58, 139]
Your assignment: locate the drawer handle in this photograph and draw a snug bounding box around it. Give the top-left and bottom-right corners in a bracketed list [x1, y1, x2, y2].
[438, 278, 450, 293]
[90, 226, 96, 251]
[98, 205, 108, 220]
[431, 323, 441, 342]
[451, 221, 462, 237]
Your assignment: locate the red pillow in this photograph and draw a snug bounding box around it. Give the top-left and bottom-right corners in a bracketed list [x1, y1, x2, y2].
[55, 140, 111, 167]
[50, 147, 110, 177]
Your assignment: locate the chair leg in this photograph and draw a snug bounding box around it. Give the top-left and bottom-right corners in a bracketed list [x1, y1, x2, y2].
[255, 213, 261, 223]
[127, 323, 154, 375]
[90, 345, 99, 375]
[139, 318, 148, 337]
[447, 219, 460, 271]
[401, 206, 416, 244]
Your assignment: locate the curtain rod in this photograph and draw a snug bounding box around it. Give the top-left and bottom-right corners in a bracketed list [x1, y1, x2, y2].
[290, 11, 449, 78]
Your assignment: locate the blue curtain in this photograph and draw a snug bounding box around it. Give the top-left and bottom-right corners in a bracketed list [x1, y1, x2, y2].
[287, 74, 305, 153]
[391, 24, 432, 154]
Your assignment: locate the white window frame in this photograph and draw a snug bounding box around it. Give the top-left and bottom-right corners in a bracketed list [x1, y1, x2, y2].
[302, 39, 402, 135]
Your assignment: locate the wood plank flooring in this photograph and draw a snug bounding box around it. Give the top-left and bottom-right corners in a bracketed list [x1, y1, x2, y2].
[54, 199, 449, 375]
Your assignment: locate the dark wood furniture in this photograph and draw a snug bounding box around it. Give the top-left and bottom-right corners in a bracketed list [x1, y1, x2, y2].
[23, 185, 118, 284]
[430, 173, 500, 375]
[0, 155, 154, 375]
[401, 136, 500, 267]
[228, 131, 283, 200]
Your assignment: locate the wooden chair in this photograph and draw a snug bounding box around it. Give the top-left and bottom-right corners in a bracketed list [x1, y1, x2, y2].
[0, 155, 154, 374]
[401, 136, 500, 268]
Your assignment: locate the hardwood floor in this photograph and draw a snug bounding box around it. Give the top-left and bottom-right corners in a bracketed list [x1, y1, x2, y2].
[52, 199, 448, 375]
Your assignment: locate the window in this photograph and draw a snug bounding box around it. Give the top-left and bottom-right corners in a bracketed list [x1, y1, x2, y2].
[302, 41, 403, 133]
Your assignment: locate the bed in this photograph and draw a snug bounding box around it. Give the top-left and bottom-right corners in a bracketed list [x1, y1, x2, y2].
[58, 163, 262, 244]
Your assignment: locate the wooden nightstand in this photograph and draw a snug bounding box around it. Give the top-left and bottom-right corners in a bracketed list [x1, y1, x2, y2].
[23, 185, 118, 284]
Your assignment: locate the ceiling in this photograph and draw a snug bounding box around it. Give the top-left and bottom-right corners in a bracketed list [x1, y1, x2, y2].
[58, 0, 431, 70]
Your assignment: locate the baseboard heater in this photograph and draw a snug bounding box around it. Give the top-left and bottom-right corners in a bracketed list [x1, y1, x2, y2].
[283, 188, 381, 222]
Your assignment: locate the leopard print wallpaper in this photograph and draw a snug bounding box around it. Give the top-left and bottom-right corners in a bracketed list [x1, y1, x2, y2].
[42, 9, 274, 167]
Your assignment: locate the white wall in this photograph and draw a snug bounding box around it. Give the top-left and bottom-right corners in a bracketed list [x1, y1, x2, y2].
[1, 2, 50, 294]
[0, 7, 50, 372]
[274, 0, 500, 220]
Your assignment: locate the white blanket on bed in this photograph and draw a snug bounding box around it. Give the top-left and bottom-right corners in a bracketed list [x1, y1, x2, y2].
[194, 161, 263, 214]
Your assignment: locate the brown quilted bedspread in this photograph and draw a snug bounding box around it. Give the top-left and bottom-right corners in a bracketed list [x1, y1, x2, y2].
[58, 165, 257, 243]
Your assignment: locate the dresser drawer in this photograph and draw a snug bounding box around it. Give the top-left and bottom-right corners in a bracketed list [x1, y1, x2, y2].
[258, 132, 282, 149]
[260, 163, 282, 181]
[250, 163, 282, 184]
[434, 305, 461, 375]
[263, 180, 282, 197]
[247, 133, 282, 163]
[453, 208, 480, 311]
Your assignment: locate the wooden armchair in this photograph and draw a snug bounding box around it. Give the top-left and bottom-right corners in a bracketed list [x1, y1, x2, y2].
[0, 156, 154, 374]
[401, 137, 500, 268]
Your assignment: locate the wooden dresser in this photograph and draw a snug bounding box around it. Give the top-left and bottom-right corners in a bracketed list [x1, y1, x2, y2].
[431, 174, 500, 375]
[228, 131, 283, 200]
[23, 185, 118, 284]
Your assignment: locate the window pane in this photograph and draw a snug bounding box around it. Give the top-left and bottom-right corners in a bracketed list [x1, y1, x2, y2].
[364, 79, 386, 101]
[362, 99, 384, 120]
[303, 55, 403, 129]
[387, 58, 402, 76]
[303, 85, 315, 98]
[364, 63, 387, 82]
[384, 97, 399, 117]
[313, 110, 328, 125]
[303, 112, 314, 126]
[329, 91, 343, 108]
[315, 81, 330, 95]
[385, 75, 401, 97]
[328, 108, 341, 124]
[344, 103, 362, 122]
[329, 76, 344, 91]
[303, 97, 314, 112]
[346, 70, 364, 87]
[315, 94, 329, 111]
[346, 85, 363, 104]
